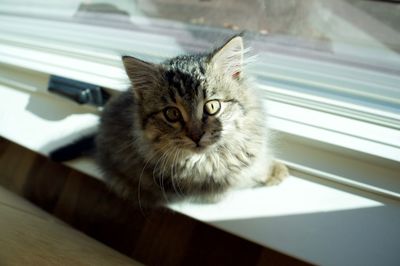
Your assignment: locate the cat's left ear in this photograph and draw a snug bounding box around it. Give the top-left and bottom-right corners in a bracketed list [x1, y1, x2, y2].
[122, 55, 161, 99]
[209, 35, 244, 80]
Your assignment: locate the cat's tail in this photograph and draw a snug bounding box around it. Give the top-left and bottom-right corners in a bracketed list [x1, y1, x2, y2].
[49, 135, 96, 162]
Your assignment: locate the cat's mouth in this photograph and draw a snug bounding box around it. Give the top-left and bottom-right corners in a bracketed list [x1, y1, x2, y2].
[191, 144, 208, 153]
[174, 140, 206, 153]
[186, 141, 216, 154]
[174, 137, 216, 154]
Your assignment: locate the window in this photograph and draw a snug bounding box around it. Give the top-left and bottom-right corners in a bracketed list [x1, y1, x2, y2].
[2, 0, 399, 121]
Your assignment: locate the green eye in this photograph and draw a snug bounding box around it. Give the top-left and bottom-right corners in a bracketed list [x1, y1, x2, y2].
[204, 100, 221, 116]
[163, 107, 181, 123]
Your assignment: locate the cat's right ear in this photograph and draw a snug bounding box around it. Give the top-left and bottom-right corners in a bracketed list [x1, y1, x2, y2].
[122, 56, 160, 99]
[209, 35, 244, 81]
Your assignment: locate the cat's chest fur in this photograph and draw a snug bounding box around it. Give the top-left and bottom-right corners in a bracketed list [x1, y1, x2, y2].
[150, 136, 267, 191]
[170, 148, 245, 181]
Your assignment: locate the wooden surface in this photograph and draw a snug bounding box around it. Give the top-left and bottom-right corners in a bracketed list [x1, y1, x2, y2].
[0, 186, 140, 266]
[0, 137, 310, 266]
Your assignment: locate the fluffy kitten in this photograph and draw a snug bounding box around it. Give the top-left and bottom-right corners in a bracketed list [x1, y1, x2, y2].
[52, 35, 288, 208]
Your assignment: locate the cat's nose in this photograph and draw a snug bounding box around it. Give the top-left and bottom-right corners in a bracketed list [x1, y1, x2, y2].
[187, 129, 205, 145]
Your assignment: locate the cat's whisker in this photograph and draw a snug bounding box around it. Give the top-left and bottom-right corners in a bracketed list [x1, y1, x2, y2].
[170, 147, 184, 199]
[151, 144, 169, 185]
[137, 145, 164, 214]
[154, 145, 172, 204]
[165, 147, 177, 197]
[176, 149, 186, 196]
[177, 149, 187, 196]
[116, 139, 135, 154]
[159, 151, 168, 202]
[169, 147, 178, 196]
[137, 142, 170, 212]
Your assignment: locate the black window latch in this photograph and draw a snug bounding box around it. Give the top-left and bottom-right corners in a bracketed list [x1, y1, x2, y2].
[48, 75, 110, 107]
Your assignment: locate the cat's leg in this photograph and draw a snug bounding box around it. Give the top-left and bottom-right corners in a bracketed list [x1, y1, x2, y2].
[107, 174, 165, 208]
[265, 160, 289, 186]
[234, 159, 288, 188]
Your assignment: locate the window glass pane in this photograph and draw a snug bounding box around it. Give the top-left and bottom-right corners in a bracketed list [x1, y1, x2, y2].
[3, 1, 399, 57]
[1, 0, 399, 123]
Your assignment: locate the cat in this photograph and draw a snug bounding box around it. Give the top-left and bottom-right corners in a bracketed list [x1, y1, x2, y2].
[50, 35, 288, 208]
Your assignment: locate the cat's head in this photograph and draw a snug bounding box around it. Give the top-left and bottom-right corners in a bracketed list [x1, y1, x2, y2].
[122, 35, 250, 154]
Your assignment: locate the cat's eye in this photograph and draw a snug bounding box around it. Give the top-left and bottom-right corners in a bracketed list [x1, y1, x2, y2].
[163, 107, 181, 123]
[204, 100, 221, 116]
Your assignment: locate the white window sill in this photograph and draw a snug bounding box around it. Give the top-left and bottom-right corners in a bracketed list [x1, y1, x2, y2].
[1, 75, 400, 265]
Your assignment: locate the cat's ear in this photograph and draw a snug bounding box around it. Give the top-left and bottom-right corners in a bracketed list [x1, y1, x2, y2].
[122, 55, 160, 98]
[209, 35, 244, 80]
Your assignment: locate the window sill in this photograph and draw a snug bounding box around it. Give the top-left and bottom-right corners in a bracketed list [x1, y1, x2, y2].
[1, 74, 400, 265]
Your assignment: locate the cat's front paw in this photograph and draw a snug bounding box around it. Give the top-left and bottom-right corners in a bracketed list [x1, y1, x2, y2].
[265, 161, 289, 186]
